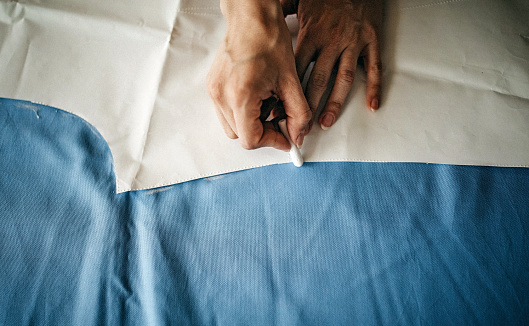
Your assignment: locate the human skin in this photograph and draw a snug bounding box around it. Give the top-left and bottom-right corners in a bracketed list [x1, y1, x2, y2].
[207, 0, 311, 151]
[207, 0, 383, 150]
[282, 0, 383, 130]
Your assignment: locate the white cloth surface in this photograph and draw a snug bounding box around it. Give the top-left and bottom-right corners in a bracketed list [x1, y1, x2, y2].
[1, 0, 528, 192]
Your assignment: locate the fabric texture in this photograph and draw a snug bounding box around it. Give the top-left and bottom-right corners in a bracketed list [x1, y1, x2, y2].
[1, 98, 529, 325]
[2, 0, 528, 192]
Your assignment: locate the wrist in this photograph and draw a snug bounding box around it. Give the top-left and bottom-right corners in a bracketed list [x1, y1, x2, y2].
[221, 0, 288, 61]
[221, 0, 283, 25]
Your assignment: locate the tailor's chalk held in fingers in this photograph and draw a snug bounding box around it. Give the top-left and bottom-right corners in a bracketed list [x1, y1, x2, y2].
[278, 119, 304, 167]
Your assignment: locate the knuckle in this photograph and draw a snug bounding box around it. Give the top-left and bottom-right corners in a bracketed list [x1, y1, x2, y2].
[228, 80, 256, 109]
[302, 107, 313, 122]
[326, 101, 343, 114]
[240, 138, 260, 150]
[363, 25, 379, 42]
[335, 20, 361, 46]
[238, 78, 255, 92]
[338, 68, 355, 85]
[292, 102, 313, 122]
[224, 128, 238, 139]
[330, 27, 343, 43]
[225, 85, 244, 109]
[207, 79, 223, 101]
[349, 23, 362, 44]
[311, 72, 329, 90]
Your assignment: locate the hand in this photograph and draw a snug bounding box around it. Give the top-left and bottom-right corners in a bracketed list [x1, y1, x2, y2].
[207, 0, 312, 151]
[283, 0, 383, 130]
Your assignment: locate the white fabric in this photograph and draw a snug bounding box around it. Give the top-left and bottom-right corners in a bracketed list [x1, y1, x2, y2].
[1, 0, 528, 192]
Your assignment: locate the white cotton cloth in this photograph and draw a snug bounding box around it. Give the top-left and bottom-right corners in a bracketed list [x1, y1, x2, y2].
[1, 0, 528, 192]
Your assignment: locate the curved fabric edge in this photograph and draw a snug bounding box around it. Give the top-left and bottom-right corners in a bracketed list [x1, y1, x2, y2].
[0, 97, 119, 193]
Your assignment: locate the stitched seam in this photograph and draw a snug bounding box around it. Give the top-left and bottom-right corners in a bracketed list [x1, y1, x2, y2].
[177, 7, 219, 10]
[176, 9, 222, 17]
[118, 161, 529, 193]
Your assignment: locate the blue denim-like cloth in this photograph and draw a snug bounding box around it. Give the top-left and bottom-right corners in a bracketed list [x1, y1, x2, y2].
[1, 98, 528, 325]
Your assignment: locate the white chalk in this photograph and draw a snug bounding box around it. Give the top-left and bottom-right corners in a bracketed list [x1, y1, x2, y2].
[278, 119, 304, 167]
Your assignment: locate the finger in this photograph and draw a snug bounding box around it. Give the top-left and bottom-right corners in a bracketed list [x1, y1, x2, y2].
[363, 41, 382, 111]
[207, 67, 238, 138]
[235, 99, 290, 151]
[319, 46, 359, 130]
[262, 122, 291, 151]
[214, 93, 240, 137]
[278, 75, 312, 148]
[294, 33, 316, 82]
[213, 102, 238, 139]
[237, 117, 290, 151]
[305, 49, 338, 114]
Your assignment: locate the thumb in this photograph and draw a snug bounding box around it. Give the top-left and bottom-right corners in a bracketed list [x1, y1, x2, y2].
[278, 75, 312, 148]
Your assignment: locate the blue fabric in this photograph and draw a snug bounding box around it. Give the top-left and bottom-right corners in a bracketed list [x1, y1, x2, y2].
[1, 98, 528, 325]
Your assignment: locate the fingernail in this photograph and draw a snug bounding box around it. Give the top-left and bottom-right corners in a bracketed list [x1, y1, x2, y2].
[296, 133, 304, 148]
[320, 113, 335, 131]
[370, 98, 379, 112]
